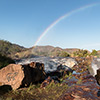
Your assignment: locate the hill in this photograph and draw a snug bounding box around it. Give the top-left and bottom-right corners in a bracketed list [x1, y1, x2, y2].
[1, 40, 98, 59]
[15, 45, 80, 59]
[0, 40, 27, 58]
[64, 48, 80, 53]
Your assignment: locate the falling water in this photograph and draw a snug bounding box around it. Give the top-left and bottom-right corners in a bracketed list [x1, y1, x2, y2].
[16, 56, 77, 73]
[91, 58, 100, 76]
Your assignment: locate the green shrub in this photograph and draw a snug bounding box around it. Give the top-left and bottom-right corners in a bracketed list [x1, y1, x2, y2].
[73, 49, 89, 57]
[91, 49, 98, 56]
[59, 51, 70, 57]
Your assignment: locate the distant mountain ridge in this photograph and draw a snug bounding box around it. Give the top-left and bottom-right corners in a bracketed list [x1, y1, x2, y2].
[32, 45, 80, 54]
[15, 45, 80, 59]
[1, 40, 98, 60]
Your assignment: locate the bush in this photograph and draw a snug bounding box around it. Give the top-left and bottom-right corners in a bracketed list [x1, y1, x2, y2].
[91, 49, 98, 56]
[59, 51, 70, 57]
[73, 49, 89, 57]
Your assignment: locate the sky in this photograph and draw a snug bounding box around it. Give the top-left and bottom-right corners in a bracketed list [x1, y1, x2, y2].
[0, 0, 100, 51]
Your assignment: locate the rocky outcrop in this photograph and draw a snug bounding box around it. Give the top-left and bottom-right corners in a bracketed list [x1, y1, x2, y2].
[0, 64, 24, 90]
[0, 62, 45, 90]
[59, 81, 100, 100]
[58, 57, 100, 100]
[59, 73, 100, 100]
[60, 57, 77, 68]
[45, 64, 73, 83]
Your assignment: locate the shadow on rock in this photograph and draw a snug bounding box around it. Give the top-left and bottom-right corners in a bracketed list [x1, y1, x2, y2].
[0, 85, 12, 95]
[97, 90, 100, 97]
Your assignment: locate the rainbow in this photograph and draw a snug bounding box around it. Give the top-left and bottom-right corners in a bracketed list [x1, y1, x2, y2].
[34, 2, 100, 46]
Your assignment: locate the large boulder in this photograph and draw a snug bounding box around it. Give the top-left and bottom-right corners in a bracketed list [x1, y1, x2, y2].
[0, 64, 24, 90]
[0, 62, 46, 90]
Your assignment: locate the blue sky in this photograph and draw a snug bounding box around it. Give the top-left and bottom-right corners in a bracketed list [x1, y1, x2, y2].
[0, 0, 100, 51]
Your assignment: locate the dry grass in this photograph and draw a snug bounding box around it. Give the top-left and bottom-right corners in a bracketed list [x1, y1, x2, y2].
[0, 82, 69, 100]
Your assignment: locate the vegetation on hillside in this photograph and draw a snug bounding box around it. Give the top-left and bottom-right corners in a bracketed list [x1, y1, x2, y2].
[0, 40, 100, 59]
[73, 49, 89, 57]
[15, 47, 100, 59]
[73, 49, 100, 57]
[0, 54, 15, 69]
[90, 49, 98, 56]
[16, 46, 71, 59]
[0, 40, 27, 58]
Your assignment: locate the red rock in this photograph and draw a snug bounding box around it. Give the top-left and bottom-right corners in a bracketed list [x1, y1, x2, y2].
[59, 83, 100, 100]
[40, 76, 54, 88]
[0, 62, 46, 90]
[59, 63, 100, 100]
[0, 64, 24, 90]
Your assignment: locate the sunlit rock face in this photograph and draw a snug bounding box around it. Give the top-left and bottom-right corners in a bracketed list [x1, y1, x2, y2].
[91, 58, 100, 76]
[0, 62, 45, 90]
[16, 57, 77, 73]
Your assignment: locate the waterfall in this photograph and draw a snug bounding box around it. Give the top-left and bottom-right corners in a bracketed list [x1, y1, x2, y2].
[91, 58, 100, 76]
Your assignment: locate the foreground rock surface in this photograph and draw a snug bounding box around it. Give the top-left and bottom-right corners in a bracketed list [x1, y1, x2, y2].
[0, 62, 45, 90]
[0, 64, 24, 90]
[1, 57, 100, 100]
[59, 81, 100, 100]
[59, 57, 100, 100]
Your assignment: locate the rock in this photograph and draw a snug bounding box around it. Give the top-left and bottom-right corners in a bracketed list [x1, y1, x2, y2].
[30, 62, 44, 70]
[59, 74, 100, 100]
[60, 57, 77, 68]
[46, 64, 73, 82]
[0, 64, 24, 90]
[46, 70, 62, 78]
[40, 76, 60, 88]
[95, 68, 100, 85]
[29, 62, 46, 82]
[0, 62, 46, 90]
[58, 61, 100, 100]
[40, 76, 53, 88]
[57, 64, 73, 75]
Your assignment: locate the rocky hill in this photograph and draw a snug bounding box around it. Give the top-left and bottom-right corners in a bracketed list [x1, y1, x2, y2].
[1, 40, 100, 60]
[0, 40, 80, 59]
[64, 48, 80, 53]
[15, 45, 80, 59]
[32, 46, 80, 54]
